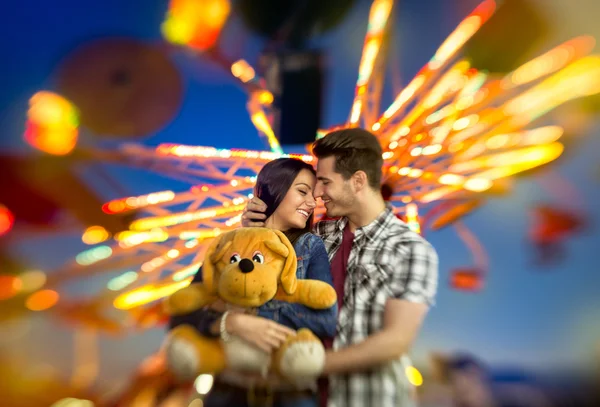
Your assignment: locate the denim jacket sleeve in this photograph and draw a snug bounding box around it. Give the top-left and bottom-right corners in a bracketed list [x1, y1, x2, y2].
[258, 234, 338, 338]
[167, 266, 221, 338]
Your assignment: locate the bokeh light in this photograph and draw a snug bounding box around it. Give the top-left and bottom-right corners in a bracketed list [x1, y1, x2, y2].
[25, 289, 60, 311]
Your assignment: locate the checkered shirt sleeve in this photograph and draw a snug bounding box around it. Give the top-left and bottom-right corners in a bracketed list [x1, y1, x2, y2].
[389, 234, 438, 306]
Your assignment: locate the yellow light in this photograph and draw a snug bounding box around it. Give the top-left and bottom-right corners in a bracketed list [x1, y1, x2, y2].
[410, 147, 422, 157]
[173, 263, 202, 282]
[156, 142, 308, 162]
[50, 398, 95, 407]
[116, 229, 169, 247]
[28, 91, 78, 128]
[439, 174, 465, 186]
[453, 114, 479, 131]
[19, 270, 47, 292]
[486, 134, 512, 149]
[25, 91, 79, 155]
[521, 126, 563, 145]
[422, 144, 442, 155]
[422, 60, 470, 109]
[405, 203, 421, 234]
[408, 169, 423, 178]
[179, 228, 223, 241]
[161, 17, 195, 44]
[162, 0, 231, 50]
[257, 90, 274, 105]
[231, 59, 256, 83]
[195, 374, 214, 395]
[82, 226, 110, 245]
[349, 100, 362, 124]
[383, 75, 426, 120]
[249, 110, 284, 154]
[130, 203, 246, 230]
[167, 249, 180, 259]
[113, 279, 192, 310]
[405, 365, 423, 387]
[463, 178, 493, 192]
[420, 186, 461, 203]
[503, 36, 596, 89]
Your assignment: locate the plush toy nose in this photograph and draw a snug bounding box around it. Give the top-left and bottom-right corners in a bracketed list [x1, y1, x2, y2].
[238, 258, 254, 273]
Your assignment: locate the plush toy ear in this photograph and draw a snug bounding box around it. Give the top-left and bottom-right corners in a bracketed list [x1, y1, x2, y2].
[265, 230, 297, 295]
[202, 233, 232, 294]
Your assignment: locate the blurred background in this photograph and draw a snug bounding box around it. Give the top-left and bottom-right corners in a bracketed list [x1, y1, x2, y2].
[1, 0, 599, 406]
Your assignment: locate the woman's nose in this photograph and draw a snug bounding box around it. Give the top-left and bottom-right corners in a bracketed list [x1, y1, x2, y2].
[306, 196, 317, 208]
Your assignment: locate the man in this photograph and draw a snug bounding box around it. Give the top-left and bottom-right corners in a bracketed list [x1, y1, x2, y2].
[242, 127, 439, 406]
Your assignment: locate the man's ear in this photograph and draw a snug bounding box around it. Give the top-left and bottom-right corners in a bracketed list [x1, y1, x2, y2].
[352, 170, 368, 191]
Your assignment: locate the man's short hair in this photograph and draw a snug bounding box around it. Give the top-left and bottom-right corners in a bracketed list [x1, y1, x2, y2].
[312, 127, 383, 189]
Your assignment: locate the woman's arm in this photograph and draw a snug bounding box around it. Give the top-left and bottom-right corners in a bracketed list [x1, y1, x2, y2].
[258, 235, 338, 338]
[167, 266, 295, 352]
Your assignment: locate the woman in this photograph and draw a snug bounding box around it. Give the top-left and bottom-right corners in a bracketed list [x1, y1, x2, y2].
[169, 158, 337, 407]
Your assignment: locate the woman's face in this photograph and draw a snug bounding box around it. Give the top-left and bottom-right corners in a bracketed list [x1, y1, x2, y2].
[268, 169, 317, 231]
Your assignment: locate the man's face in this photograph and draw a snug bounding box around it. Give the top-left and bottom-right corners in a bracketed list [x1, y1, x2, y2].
[315, 156, 356, 217]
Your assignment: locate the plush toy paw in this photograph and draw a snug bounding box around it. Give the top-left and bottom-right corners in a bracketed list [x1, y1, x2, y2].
[164, 325, 226, 381]
[277, 328, 325, 383]
[164, 334, 200, 381]
[301, 281, 337, 309]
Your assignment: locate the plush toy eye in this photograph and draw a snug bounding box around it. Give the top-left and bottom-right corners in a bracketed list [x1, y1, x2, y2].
[229, 253, 241, 264]
[252, 251, 264, 264]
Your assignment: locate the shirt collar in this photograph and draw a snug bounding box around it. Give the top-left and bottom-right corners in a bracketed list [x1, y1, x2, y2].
[335, 204, 396, 241]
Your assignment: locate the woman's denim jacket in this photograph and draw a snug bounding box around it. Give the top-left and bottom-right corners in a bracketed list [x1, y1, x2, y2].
[169, 232, 338, 339]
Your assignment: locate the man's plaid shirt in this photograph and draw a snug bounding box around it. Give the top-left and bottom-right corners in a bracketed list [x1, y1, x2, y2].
[314, 205, 438, 407]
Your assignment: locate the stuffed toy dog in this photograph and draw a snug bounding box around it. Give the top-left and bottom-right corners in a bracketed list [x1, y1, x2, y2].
[163, 227, 337, 385]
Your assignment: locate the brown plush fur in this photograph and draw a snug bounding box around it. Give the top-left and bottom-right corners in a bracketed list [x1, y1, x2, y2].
[163, 228, 336, 381]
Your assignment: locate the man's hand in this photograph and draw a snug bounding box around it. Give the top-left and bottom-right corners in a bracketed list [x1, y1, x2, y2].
[241, 197, 268, 227]
[321, 299, 428, 375]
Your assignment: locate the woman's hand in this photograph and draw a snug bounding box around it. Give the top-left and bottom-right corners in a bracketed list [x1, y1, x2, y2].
[227, 313, 296, 353]
[208, 299, 227, 312]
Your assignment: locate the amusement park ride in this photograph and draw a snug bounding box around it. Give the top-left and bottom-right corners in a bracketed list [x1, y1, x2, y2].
[1, 0, 599, 404]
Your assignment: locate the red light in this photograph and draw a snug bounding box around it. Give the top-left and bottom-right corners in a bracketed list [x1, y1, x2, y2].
[0, 275, 21, 300]
[102, 200, 127, 214]
[450, 268, 483, 291]
[0, 204, 15, 236]
[190, 28, 220, 51]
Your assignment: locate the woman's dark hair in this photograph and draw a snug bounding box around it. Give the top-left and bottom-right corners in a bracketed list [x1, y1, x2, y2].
[254, 158, 316, 245]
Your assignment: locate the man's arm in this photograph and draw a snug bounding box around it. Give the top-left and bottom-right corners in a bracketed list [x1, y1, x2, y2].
[322, 299, 428, 374]
[322, 238, 438, 375]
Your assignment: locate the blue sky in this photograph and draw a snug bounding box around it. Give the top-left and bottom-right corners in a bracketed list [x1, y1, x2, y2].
[1, 0, 599, 389]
